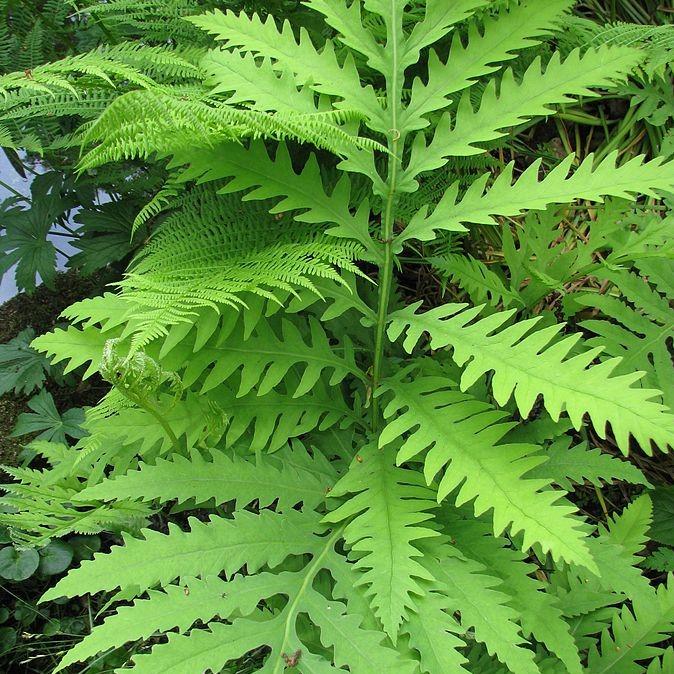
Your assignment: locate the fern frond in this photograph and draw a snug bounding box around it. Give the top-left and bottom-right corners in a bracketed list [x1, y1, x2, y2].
[31, 325, 111, 379]
[445, 511, 582, 673]
[201, 49, 319, 113]
[172, 141, 379, 260]
[53, 575, 254, 673]
[188, 8, 384, 128]
[423, 542, 540, 674]
[166, 313, 365, 397]
[576, 270, 674, 409]
[580, 495, 653, 599]
[402, 0, 573, 131]
[387, 303, 674, 454]
[47, 507, 416, 674]
[526, 437, 650, 490]
[79, 87, 383, 171]
[399, 153, 674, 246]
[77, 445, 335, 511]
[217, 379, 362, 454]
[117, 187, 364, 349]
[378, 372, 594, 570]
[422, 46, 639, 162]
[403, 587, 469, 674]
[82, 391, 224, 459]
[325, 443, 439, 641]
[586, 577, 674, 674]
[432, 254, 523, 308]
[43, 508, 322, 601]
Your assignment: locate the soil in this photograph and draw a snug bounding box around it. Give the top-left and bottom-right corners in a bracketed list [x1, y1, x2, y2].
[0, 270, 113, 465]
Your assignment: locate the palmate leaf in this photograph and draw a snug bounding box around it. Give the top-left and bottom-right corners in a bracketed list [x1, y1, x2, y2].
[388, 303, 674, 454]
[325, 443, 439, 641]
[0, 172, 68, 292]
[12, 391, 85, 444]
[0, 328, 51, 396]
[69, 200, 144, 275]
[378, 372, 594, 571]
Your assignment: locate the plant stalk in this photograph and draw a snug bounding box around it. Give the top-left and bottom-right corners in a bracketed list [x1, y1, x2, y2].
[371, 8, 404, 431]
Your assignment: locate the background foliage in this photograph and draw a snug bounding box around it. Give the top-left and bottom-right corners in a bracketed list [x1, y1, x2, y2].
[0, 0, 673, 672]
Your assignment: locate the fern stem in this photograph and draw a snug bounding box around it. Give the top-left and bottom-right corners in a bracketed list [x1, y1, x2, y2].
[272, 524, 345, 674]
[371, 5, 404, 431]
[123, 389, 182, 454]
[371, 143, 400, 429]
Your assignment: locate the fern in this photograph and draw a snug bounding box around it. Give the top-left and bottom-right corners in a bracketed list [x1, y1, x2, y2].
[387, 302, 674, 453]
[3, 0, 674, 672]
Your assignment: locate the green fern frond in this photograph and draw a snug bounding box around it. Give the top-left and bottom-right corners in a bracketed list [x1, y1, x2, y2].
[423, 541, 541, 674]
[525, 437, 650, 491]
[400, 153, 674, 246]
[174, 314, 365, 397]
[378, 371, 593, 570]
[325, 443, 439, 641]
[79, 88, 384, 170]
[387, 303, 674, 454]
[116, 187, 364, 349]
[76, 444, 335, 511]
[31, 324, 111, 379]
[407, 45, 642, 179]
[585, 577, 674, 674]
[432, 254, 523, 308]
[217, 379, 363, 454]
[188, 7, 384, 129]
[42, 508, 323, 601]
[575, 270, 674, 409]
[402, 0, 574, 132]
[445, 512, 582, 673]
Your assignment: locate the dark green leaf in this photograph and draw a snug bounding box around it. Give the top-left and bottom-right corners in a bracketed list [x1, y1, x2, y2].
[0, 546, 39, 581]
[0, 627, 16, 655]
[38, 541, 74, 576]
[0, 328, 51, 396]
[650, 486, 674, 545]
[69, 535, 102, 562]
[12, 391, 85, 444]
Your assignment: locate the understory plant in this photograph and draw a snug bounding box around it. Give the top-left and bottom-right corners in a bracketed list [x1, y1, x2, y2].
[2, 0, 674, 672]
